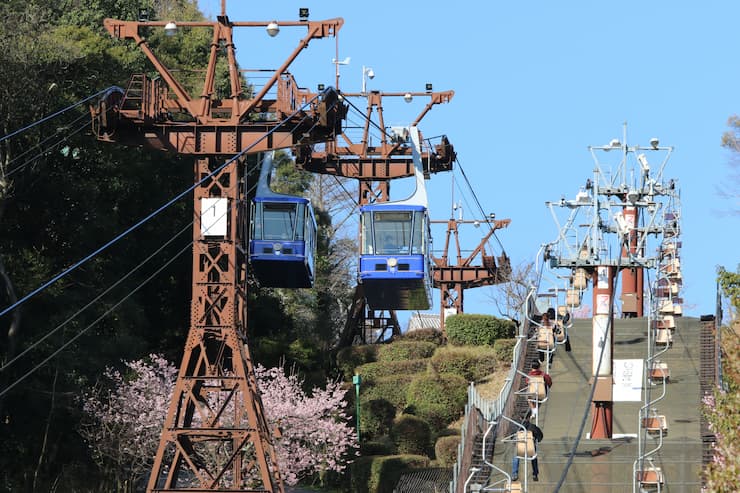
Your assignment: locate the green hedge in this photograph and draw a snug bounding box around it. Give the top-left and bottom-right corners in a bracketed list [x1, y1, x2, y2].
[361, 374, 415, 411]
[401, 328, 445, 345]
[429, 346, 497, 381]
[336, 344, 379, 379]
[376, 341, 437, 362]
[405, 373, 468, 431]
[356, 358, 429, 383]
[445, 314, 516, 346]
[493, 337, 518, 364]
[360, 399, 397, 440]
[349, 455, 430, 493]
[390, 415, 431, 455]
[434, 435, 461, 466]
[360, 436, 396, 456]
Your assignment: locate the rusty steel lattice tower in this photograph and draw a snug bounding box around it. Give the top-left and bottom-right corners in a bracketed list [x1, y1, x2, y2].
[92, 9, 345, 492]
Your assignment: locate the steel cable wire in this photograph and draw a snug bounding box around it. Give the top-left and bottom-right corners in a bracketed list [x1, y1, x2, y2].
[0, 86, 117, 143]
[0, 88, 334, 318]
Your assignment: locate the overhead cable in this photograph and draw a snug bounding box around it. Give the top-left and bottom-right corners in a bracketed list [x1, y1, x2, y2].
[0, 87, 117, 144]
[0, 88, 335, 318]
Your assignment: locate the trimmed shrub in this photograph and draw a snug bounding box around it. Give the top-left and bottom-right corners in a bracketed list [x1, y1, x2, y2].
[350, 455, 430, 493]
[377, 341, 437, 362]
[390, 414, 432, 455]
[430, 346, 497, 381]
[361, 374, 414, 411]
[401, 328, 445, 345]
[360, 399, 396, 439]
[336, 345, 378, 379]
[445, 314, 516, 346]
[435, 435, 461, 466]
[406, 373, 467, 431]
[360, 435, 396, 456]
[356, 358, 429, 383]
[493, 337, 518, 364]
[369, 455, 430, 493]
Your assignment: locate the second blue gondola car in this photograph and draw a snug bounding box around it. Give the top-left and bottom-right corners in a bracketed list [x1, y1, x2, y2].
[249, 153, 317, 288]
[358, 126, 433, 310]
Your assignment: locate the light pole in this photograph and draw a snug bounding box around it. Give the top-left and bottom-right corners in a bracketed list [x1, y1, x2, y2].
[353, 374, 362, 442]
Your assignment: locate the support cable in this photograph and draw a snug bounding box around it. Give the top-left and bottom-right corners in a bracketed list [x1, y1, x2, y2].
[0, 173, 263, 395]
[453, 156, 507, 252]
[0, 87, 116, 144]
[0, 221, 192, 373]
[0, 239, 192, 399]
[0, 88, 336, 318]
[5, 115, 92, 178]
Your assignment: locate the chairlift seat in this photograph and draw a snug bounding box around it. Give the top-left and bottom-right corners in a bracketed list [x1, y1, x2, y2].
[528, 375, 547, 401]
[537, 327, 555, 350]
[649, 363, 670, 383]
[636, 467, 664, 486]
[642, 415, 668, 436]
[515, 430, 536, 459]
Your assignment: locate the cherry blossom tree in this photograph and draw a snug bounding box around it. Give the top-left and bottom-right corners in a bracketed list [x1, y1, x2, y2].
[80, 356, 357, 489]
[79, 354, 176, 492]
[254, 364, 358, 485]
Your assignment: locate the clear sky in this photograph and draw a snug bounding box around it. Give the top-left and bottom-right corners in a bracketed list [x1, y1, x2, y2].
[200, 0, 738, 324]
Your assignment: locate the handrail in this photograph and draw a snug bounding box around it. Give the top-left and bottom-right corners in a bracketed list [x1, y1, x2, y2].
[450, 321, 528, 492]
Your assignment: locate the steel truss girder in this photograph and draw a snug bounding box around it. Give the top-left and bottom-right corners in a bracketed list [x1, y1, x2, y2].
[147, 158, 283, 493]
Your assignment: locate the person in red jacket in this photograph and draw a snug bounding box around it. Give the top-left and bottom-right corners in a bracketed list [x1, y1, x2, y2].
[528, 360, 552, 388]
[527, 361, 552, 416]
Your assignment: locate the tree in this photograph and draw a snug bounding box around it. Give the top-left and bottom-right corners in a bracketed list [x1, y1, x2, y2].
[485, 260, 536, 319]
[80, 356, 358, 488]
[717, 264, 740, 322]
[79, 354, 176, 492]
[701, 265, 740, 491]
[719, 116, 740, 216]
[254, 364, 358, 486]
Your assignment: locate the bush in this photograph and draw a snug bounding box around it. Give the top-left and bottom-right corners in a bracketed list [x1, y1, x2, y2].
[377, 341, 437, 362]
[370, 455, 430, 493]
[356, 359, 429, 383]
[401, 328, 445, 345]
[350, 455, 429, 493]
[360, 399, 396, 440]
[390, 415, 432, 455]
[406, 374, 467, 431]
[361, 374, 414, 411]
[493, 338, 518, 364]
[430, 346, 497, 381]
[336, 345, 378, 379]
[360, 436, 397, 456]
[445, 314, 516, 346]
[434, 435, 461, 466]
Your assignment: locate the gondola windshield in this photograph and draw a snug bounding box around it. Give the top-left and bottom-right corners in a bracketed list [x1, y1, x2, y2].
[361, 210, 426, 255]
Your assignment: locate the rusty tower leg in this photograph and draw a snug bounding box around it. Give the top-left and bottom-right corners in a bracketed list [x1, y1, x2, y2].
[591, 266, 615, 439]
[146, 157, 283, 492]
[620, 206, 643, 318]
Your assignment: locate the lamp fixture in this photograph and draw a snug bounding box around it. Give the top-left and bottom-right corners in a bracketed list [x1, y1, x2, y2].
[403, 92, 413, 103]
[266, 21, 279, 37]
[164, 21, 178, 36]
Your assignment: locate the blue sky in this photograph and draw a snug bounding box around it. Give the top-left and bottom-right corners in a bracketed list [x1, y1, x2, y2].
[200, 1, 738, 323]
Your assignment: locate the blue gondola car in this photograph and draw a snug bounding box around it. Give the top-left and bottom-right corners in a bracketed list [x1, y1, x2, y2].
[358, 127, 433, 310]
[249, 153, 317, 288]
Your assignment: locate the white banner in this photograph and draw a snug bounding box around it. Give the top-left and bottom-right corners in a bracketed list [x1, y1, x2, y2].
[613, 359, 643, 401]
